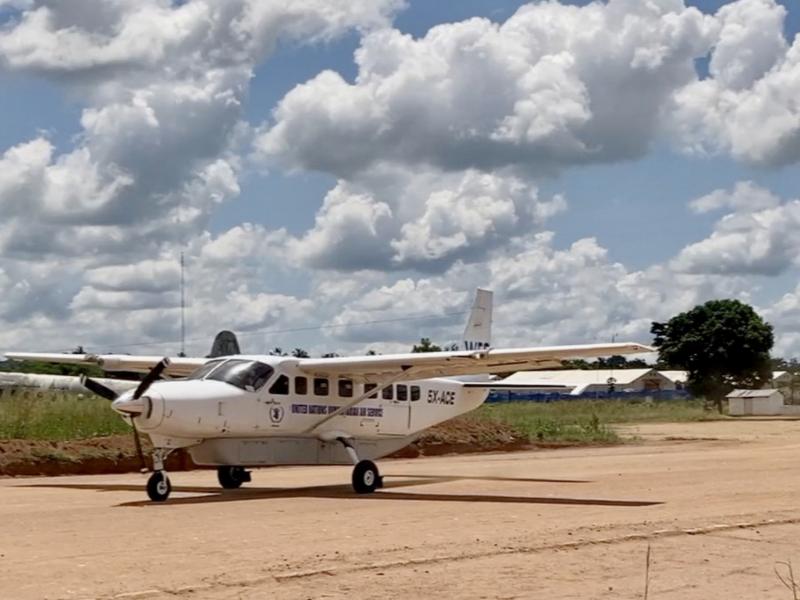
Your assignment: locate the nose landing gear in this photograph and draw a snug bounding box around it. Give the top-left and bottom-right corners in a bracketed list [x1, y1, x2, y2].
[146, 448, 173, 502]
[146, 470, 171, 502]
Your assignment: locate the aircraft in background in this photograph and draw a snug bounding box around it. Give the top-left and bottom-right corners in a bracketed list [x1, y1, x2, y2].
[4, 289, 651, 502]
[0, 330, 242, 394]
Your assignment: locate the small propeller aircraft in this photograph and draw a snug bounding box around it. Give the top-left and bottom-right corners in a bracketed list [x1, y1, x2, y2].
[4, 290, 651, 501]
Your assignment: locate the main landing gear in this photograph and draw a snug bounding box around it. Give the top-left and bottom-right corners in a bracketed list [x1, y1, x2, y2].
[339, 437, 383, 494]
[146, 448, 173, 502]
[217, 466, 252, 489]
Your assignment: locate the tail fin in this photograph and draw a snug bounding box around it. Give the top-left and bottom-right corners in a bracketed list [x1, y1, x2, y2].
[462, 289, 492, 351]
[208, 330, 241, 358]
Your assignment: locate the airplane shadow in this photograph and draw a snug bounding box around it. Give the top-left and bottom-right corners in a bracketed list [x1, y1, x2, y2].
[23, 474, 661, 509]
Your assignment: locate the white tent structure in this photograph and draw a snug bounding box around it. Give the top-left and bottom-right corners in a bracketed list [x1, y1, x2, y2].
[497, 369, 675, 396]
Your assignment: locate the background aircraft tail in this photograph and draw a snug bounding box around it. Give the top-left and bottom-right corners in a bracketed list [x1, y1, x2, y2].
[462, 289, 492, 351]
[208, 330, 241, 358]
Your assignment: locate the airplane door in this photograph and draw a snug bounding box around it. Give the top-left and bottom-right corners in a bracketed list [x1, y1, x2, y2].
[377, 383, 412, 435]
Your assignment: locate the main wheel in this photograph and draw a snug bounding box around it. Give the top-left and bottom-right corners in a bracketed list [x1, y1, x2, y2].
[352, 460, 380, 494]
[217, 466, 251, 489]
[147, 471, 171, 502]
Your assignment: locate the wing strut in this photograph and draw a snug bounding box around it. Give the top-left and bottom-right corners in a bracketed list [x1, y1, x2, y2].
[303, 367, 420, 434]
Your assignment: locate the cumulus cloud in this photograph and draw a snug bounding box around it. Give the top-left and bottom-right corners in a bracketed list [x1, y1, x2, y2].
[674, 183, 800, 276]
[318, 229, 755, 353]
[0, 0, 402, 77]
[287, 168, 565, 272]
[257, 0, 714, 176]
[670, 0, 800, 166]
[322, 278, 469, 346]
[0, 0, 401, 336]
[689, 180, 782, 214]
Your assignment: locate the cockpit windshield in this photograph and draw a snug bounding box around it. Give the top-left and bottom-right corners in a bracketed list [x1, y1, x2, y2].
[205, 360, 274, 391]
[186, 359, 225, 380]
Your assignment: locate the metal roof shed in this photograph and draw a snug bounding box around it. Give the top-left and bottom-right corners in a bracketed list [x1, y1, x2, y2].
[726, 389, 784, 416]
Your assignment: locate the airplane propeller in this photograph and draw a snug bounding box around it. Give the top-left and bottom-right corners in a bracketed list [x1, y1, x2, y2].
[79, 357, 171, 472]
[79, 375, 117, 401]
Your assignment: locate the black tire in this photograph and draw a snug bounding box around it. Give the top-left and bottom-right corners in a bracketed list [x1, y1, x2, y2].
[352, 460, 380, 494]
[217, 466, 249, 489]
[147, 471, 171, 502]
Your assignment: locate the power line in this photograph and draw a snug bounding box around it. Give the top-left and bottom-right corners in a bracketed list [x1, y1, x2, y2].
[82, 310, 469, 352]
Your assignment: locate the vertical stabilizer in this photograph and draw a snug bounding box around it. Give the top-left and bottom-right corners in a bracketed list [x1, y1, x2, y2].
[462, 289, 492, 350]
[208, 330, 241, 358]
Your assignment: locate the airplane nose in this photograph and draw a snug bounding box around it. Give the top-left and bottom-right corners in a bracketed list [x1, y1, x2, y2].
[111, 394, 150, 416]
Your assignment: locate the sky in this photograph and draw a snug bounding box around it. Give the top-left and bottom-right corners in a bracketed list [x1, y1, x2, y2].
[1, 0, 800, 358]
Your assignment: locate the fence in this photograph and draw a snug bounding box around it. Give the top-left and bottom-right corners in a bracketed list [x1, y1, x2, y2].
[486, 389, 692, 404]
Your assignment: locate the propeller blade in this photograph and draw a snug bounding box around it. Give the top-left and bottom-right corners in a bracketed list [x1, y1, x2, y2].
[80, 375, 118, 401]
[133, 357, 171, 399]
[130, 418, 147, 472]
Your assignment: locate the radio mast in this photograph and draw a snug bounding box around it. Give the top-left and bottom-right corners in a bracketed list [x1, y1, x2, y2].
[180, 251, 186, 357]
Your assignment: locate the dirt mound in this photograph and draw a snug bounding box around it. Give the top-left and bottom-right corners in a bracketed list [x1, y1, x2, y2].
[0, 417, 527, 477]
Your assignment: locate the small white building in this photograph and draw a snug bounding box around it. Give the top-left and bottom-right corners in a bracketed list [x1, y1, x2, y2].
[659, 370, 688, 389]
[498, 368, 675, 395]
[727, 389, 784, 416]
[660, 370, 794, 395]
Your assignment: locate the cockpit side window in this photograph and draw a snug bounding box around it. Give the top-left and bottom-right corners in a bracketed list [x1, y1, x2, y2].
[186, 359, 225, 380]
[206, 360, 274, 391]
[269, 375, 289, 395]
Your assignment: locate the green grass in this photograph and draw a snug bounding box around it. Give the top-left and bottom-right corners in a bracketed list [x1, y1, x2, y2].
[0, 390, 130, 440]
[0, 390, 720, 446]
[471, 399, 721, 444]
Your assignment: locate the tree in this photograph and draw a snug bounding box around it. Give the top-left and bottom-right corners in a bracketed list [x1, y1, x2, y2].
[651, 299, 774, 412]
[412, 338, 441, 353]
[269, 347, 288, 356]
[291, 348, 310, 358]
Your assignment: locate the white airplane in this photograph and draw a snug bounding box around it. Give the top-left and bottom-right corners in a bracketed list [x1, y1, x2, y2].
[4, 289, 651, 502]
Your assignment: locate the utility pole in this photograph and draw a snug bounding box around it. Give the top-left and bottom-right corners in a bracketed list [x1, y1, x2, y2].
[180, 251, 186, 357]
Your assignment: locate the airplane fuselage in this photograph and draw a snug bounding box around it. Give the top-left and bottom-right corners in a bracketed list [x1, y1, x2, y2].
[118, 355, 489, 466]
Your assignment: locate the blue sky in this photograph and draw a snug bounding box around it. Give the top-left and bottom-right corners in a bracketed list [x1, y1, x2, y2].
[2, 0, 800, 357]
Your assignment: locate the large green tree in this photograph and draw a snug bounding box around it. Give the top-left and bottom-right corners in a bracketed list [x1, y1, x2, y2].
[651, 299, 774, 411]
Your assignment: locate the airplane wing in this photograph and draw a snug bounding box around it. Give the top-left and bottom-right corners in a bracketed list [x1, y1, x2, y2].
[0, 372, 139, 394]
[296, 342, 653, 384]
[2, 353, 208, 378]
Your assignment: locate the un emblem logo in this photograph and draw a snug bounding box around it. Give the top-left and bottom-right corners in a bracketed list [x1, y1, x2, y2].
[269, 406, 285, 424]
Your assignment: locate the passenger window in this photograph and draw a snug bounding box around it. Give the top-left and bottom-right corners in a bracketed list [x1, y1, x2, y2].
[382, 385, 393, 400]
[396, 385, 408, 401]
[314, 377, 329, 396]
[295, 376, 308, 395]
[411, 386, 421, 401]
[269, 375, 289, 395]
[365, 383, 378, 398]
[339, 379, 353, 398]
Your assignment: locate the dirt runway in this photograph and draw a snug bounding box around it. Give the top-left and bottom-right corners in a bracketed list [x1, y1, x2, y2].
[4, 419, 800, 599]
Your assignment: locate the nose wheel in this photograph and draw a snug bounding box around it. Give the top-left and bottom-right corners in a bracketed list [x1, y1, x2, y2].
[146, 471, 171, 502]
[146, 448, 173, 502]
